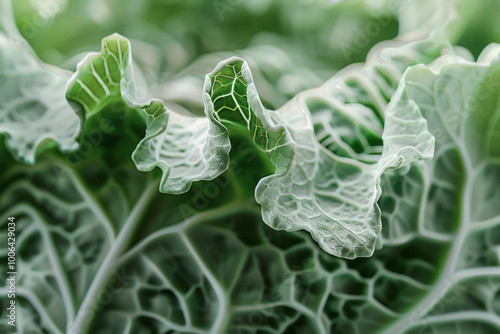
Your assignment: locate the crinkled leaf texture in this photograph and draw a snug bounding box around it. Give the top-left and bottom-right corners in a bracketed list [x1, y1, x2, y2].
[66, 34, 230, 194]
[66, 34, 435, 259]
[200, 57, 434, 259]
[3, 15, 500, 334]
[0, 0, 80, 164]
[3, 44, 500, 334]
[381, 43, 500, 333]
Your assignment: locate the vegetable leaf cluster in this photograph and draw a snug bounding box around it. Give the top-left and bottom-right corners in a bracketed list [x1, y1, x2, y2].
[1, 0, 500, 333]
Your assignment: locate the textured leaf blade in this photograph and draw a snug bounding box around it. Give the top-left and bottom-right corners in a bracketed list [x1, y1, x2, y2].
[66, 34, 230, 194]
[203, 57, 433, 259]
[381, 44, 500, 334]
[0, 0, 80, 164]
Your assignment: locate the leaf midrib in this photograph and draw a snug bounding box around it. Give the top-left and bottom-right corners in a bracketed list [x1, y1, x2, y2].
[68, 180, 158, 334]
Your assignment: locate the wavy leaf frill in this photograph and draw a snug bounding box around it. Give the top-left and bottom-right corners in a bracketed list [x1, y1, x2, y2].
[66, 34, 230, 194]
[203, 58, 434, 259]
[65, 33, 435, 259]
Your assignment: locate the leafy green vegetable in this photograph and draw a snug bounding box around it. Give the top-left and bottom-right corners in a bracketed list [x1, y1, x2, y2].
[2, 0, 500, 333]
[204, 56, 434, 259]
[66, 33, 232, 195]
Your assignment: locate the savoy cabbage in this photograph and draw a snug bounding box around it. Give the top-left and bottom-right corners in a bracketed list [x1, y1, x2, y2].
[1, 0, 500, 333]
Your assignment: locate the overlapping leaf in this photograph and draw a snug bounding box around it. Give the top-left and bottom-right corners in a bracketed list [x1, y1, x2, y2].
[200, 57, 434, 259]
[4, 0, 500, 333]
[379, 43, 500, 334]
[66, 34, 230, 194]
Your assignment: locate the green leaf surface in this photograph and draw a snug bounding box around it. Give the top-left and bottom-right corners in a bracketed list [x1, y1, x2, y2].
[0, 0, 80, 164]
[0, 148, 448, 334]
[300, 29, 462, 247]
[3, 0, 500, 333]
[66, 34, 230, 194]
[201, 57, 433, 259]
[382, 44, 500, 333]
